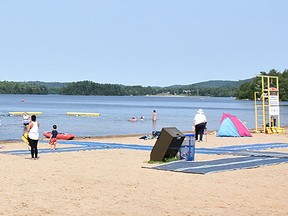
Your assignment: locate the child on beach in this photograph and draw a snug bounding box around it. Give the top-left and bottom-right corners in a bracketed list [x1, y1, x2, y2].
[49, 125, 58, 150]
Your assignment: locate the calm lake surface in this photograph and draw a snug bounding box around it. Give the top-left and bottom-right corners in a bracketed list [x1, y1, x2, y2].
[1, 94, 288, 140]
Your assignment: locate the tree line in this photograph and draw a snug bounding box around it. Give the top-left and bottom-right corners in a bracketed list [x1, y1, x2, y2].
[0, 69, 287, 100]
[0, 81, 48, 94]
[236, 69, 288, 101]
[57, 81, 240, 97]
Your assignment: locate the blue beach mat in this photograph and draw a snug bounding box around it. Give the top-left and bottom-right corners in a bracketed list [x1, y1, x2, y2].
[0, 140, 153, 155]
[196, 143, 288, 154]
[2, 140, 288, 174]
[145, 156, 288, 174]
[144, 142, 288, 174]
[217, 143, 288, 151]
[220, 150, 288, 158]
[1, 140, 288, 158]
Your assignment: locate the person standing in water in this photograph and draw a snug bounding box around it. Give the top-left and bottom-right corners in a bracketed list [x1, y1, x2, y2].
[152, 110, 157, 137]
[152, 110, 157, 121]
[22, 112, 30, 133]
[27, 115, 39, 160]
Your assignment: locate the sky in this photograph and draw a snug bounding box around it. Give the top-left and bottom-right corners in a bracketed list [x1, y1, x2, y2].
[0, 0, 287, 87]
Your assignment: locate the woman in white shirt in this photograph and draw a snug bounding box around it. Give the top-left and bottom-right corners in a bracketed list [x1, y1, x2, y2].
[27, 115, 40, 160]
[193, 109, 207, 142]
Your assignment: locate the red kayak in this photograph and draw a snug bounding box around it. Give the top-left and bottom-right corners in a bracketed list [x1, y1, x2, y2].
[43, 132, 75, 140]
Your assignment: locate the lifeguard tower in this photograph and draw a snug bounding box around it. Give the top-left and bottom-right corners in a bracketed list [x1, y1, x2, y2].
[254, 75, 285, 134]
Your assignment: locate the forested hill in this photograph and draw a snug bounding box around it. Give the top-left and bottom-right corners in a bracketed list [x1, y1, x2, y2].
[166, 79, 252, 89]
[20, 81, 68, 94]
[24, 79, 251, 90]
[0, 79, 251, 97]
[1, 69, 288, 100]
[191, 79, 253, 88]
[41, 79, 251, 96]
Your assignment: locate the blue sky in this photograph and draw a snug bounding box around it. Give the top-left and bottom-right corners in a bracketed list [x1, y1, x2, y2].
[0, 0, 287, 87]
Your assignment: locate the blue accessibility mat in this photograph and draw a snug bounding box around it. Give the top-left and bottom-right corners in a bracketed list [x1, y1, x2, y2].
[195, 143, 288, 155]
[216, 143, 288, 151]
[3, 140, 286, 174]
[145, 142, 288, 174]
[1, 140, 288, 158]
[0, 140, 152, 155]
[220, 150, 288, 158]
[145, 156, 288, 174]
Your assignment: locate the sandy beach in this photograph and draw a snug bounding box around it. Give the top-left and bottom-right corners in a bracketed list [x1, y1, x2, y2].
[0, 130, 288, 216]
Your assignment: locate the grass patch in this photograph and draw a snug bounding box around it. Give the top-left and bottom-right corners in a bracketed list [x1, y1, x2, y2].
[148, 157, 180, 164]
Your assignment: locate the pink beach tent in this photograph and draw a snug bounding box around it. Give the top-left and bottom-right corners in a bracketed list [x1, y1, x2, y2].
[217, 113, 252, 137]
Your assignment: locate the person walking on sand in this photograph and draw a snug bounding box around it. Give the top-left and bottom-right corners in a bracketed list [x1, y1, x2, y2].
[49, 125, 58, 150]
[193, 109, 207, 142]
[27, 115, 39, 160]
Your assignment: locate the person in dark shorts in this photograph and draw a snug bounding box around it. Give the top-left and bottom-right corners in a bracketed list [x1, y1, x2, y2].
[22, 112, 30, 133]
[49, 125, 58, 150]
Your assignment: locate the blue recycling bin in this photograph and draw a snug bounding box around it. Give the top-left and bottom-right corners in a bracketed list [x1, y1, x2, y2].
[179, 134, 195, 161]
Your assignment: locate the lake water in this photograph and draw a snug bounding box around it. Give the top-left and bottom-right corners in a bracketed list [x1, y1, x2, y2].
[1, 94, 288, 140]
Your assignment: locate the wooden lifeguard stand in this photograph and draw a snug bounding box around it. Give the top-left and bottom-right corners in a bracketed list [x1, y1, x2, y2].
[254, 75, 285, 134]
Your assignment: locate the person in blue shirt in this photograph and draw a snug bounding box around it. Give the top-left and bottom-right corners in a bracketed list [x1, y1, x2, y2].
[49, 125, 58, 150]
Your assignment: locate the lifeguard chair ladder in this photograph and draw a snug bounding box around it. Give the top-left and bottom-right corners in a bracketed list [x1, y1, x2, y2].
[254, 75, 285, 134]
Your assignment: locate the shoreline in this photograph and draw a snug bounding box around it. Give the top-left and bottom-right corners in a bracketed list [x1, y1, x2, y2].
[1, 126, 287, 143]
[0, 133, 148, 144]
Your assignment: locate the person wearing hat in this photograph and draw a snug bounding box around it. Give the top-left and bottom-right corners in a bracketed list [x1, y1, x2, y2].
[193, 109, 207, 142]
